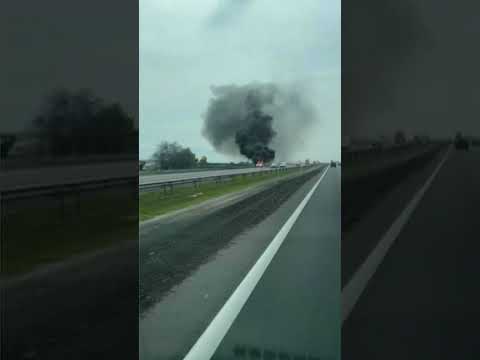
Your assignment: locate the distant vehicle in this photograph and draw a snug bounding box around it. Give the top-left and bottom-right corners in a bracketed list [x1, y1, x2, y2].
[143, 163, 156, 171]
[454, 133, 469, 150]
[330, 160, 336, 168]
[279, 162, 287, 168]
[270, 162, 279, 168]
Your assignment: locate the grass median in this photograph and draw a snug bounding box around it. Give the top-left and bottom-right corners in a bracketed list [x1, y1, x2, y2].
[3, 188, 137, 275]
[139, 168, 301, 222]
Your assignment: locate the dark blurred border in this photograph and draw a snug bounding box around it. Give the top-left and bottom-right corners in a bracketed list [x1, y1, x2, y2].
[1, 1, 138, 359]
[342, 1, 480, 359]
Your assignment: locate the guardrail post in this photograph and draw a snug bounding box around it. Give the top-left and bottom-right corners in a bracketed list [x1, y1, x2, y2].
[59, 188, 65, 220]
[76, 187, 81, 216]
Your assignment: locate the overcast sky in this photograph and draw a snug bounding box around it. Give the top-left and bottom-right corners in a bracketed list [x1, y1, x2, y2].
[140, 0, 340, 162]
[2, 0, 138, 133]
[342, 0, 480, 140]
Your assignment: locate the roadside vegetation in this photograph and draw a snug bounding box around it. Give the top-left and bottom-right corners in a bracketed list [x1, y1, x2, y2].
[139, 167, 303, 222]
[139, 141, 253, 173]
[3, 188, 137, 275]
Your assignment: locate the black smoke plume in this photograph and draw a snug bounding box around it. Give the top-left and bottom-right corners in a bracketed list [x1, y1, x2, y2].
[234, 92, 276, 163]
[202, 83, 316, 163]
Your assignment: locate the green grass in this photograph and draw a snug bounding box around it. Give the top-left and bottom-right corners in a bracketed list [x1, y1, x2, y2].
[139, 168, 301, 222]
[3, 190, 137, 275]
[1, 168, 303, 275]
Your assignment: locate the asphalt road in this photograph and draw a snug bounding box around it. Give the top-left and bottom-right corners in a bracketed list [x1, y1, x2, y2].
[139, 166, 299, 185]
[0, 162, 308, 192]
[140, 165, 340, 360]
[1, 163, 326, 359]
[213, 166, 340, 360]
[342, 147, 480, 359]
[0, 161, 137, 192]
[1, 240, 138, 360]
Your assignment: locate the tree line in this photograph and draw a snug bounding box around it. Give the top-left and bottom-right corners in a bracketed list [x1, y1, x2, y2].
[1, 89, 137, 159]
[34, 89, 137, 156]
[150, 141, 207, 170]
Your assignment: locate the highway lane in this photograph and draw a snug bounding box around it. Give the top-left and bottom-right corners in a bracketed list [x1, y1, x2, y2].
[342, 147, 480, 359]
[0, 161, 308, 192]
[140, 166, 339, 360]
[212, 166, 340, 360]
[1, 240, 138, 360]
[0, 161, 137, 192]
[341, 146, 447, 286]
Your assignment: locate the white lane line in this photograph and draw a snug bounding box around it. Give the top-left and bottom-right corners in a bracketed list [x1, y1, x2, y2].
[342, 146, 452, 323]
[183, 166, 330, 360]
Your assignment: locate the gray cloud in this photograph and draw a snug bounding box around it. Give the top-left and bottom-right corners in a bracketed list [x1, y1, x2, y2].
[207, 0, 254, 28]
[2, 0, 138, 133]
[343, 0, 480, 139]
[140, 0, 340, 161]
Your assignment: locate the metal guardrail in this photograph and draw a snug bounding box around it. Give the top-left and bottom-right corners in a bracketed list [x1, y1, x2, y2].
[139, 165, 318, 194]
[341, 143, 437, 163]
[1, 177, 137, 201]
[1, 154, 138, 170]
[342, 143, 446, 183]
[1, 160, 138, 195]
[1, 165, 319, 199]
[139, 165, 255, 175]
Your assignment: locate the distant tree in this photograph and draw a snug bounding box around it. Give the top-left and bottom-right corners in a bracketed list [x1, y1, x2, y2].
[152, 141, 197, 169]
[394, 130, 407, 145]
[93, 103, 135, 153]
[0, 135, 16, 159]
[198, 156, 208, 167]
[34, 88, 135, 156]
